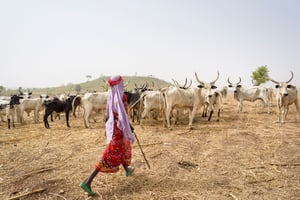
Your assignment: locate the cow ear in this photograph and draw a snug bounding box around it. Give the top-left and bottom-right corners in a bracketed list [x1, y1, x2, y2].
[237, 85, 242, 88]
[275, 85, 279, 88]
[211, 85, 217, 89]
[197, 84, 204, 88]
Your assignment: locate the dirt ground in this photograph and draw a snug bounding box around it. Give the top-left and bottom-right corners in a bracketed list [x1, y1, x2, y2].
[1, 95, 299, 200]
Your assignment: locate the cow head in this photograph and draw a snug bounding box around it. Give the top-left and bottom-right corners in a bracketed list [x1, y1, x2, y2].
[227, 77, 242, 95]
[134, 82, 149, 93]
[269, 71, 294, 97]
[10, 95, 23, 108]
[195, 71, 219, 98]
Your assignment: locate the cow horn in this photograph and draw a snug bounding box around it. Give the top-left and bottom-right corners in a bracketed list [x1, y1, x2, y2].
[151, 81, 155, 89]
[269, 78, 279, 84]
[144, 82, 149, 90]
[183, 78, 188, 88]
[186, 79, 192, 89]
[237, 77, 242, 85]
[134, 83, 139, 90]
[210, 71, 220, 85]
[172, 79, 180, 88]
[195, 72, 204, 85]
[227, 77, 232, 85]
[286, 71, 294, 83]
[172, 79, 183, 89]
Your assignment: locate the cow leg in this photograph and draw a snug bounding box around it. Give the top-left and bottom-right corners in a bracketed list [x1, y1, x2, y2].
[66, 112, 70, 127]
[278, 104, 283, 123]
[7, 118, 11, 129]
[238, 101, 243, 113]
[266, 99, 270, 114]
[171, 109, 178, 127]
[208, 104, 213, 121]
[189, 108, 197, 129]
[202, 105, 207, 117]
[20, 111, 25, 124]
[208, 110, 213, 121]
[83, 106, 93, 128]
[283, 106, 289, 122]
[216, 109, 220, 122]
[34, 110, 38, 123]
[44, 111, 51, 128]
[165, 106, 172, 130]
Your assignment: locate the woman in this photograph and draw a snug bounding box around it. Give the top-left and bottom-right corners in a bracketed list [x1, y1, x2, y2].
[80, 75, 135, 196]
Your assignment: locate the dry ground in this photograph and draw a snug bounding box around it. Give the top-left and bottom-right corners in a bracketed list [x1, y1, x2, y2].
[0, 95, 299, 200]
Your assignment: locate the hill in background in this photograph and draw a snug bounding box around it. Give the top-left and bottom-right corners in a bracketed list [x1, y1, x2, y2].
[3, 76, 172, 96]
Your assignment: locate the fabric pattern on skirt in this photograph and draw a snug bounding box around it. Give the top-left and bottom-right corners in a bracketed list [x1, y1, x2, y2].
[95, 120, 131, 173]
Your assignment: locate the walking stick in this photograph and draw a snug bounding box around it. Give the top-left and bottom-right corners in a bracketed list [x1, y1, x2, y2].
[132, 131, 151, 169]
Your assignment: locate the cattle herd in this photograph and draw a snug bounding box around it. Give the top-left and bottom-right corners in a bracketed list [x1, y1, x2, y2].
[0, 71, 299, 129]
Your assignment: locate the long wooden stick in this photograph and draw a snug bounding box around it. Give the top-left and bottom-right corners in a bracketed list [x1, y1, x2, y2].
[133, 131, 151, 169]
[7, 188, 46, 200]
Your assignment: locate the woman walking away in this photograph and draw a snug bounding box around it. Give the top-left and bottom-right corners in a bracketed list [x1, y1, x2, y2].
[80, 75, 135, 196]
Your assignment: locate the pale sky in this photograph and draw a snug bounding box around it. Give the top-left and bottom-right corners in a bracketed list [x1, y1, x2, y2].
[1, 0, 299, 89]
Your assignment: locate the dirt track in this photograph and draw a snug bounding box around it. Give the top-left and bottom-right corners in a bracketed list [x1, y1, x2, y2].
[1, 95, 299, 200]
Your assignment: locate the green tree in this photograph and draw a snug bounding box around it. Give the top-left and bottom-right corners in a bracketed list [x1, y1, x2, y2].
[75, 84, 82, 94]
[251, 65, 269, 86]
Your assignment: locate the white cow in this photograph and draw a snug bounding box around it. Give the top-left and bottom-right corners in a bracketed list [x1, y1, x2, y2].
[227, 77, 270, 113]
[16, 95, 49, 124]
[73, 91, 109, 128]
[269, 71, 300, 123]
[202, 89, 223, 121]
[162, 71, 219, 129]
[139, 90, 165, 126]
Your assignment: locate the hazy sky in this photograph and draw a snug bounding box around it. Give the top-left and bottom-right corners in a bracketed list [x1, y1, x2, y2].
[1, 0, 299, 89]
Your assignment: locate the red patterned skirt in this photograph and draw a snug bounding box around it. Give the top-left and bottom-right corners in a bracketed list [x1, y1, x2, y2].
[95, 122, 132, 173]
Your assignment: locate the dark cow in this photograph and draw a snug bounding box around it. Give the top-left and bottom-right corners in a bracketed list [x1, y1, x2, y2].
[43, 95, 75, 128]
[124, 83, 149, 123]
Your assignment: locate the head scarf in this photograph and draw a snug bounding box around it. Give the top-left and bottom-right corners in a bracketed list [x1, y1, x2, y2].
[105, 75, 135, 144]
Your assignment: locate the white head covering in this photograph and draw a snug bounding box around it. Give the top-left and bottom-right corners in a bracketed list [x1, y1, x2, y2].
[105, 75, 134, 144]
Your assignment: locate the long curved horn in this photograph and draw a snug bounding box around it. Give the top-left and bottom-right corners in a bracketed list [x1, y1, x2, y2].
[151, 81, 155, 89]
[195, 72, 204, 85]
[227, 77, 232, 85]
[134, 83, 139, 89]
[183, 78, 188, 88]
[269, 79, 279, 84]
[237, 77, 242, 85]
[144, 82, 149, 90]
[210, 71, 220, 85]
[141, 83, 145, 90]
[172, 79, 180, 87]
[286, 71, 294, 83]
[186, 79, 192, 89]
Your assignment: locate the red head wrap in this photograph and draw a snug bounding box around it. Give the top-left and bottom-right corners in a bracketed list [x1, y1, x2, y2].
[108, 75, 122, 86]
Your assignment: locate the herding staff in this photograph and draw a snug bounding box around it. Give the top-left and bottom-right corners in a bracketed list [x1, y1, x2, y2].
[132, 130, 151, 169]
